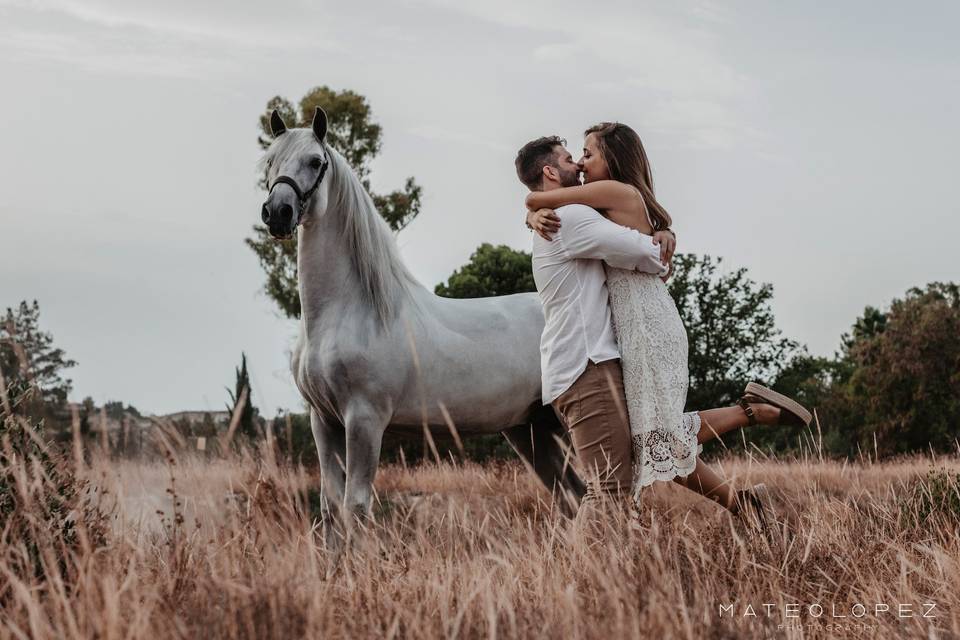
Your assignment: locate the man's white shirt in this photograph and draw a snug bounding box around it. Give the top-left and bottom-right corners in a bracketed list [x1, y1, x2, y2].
[531, 203, 669, 404]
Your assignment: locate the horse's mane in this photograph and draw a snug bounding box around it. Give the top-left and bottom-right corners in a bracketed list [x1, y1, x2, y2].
[260, 131, 422, 324]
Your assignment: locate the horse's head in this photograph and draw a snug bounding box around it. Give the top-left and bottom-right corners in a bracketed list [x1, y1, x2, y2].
[260, 107, 330, 239]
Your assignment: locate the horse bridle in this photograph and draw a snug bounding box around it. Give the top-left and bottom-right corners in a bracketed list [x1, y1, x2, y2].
[268, 152, 330, 223]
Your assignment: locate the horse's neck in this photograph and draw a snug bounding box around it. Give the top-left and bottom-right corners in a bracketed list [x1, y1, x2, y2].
[296, 215, 358, 325]
[297, 204, 416, 333]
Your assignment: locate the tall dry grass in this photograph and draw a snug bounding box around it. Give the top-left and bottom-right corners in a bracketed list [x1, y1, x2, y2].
[1, 443, 958, 639]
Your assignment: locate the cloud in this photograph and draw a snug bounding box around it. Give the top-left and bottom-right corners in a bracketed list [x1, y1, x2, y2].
[0, 28, 236, 77]
[532, 42, 585, 62]
[0, 0, 338, 77]
[415, 0, 746, 94]
[3, 0, 331, 47]
[411, 0, 758, 149]
[1, 0, 758, 152]
[641, 97, 766, 149]
[684, 0, 733, 24]
[408, 125, 513, 152]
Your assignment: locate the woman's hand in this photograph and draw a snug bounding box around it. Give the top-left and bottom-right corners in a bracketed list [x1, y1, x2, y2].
[526, 208, 561, 241]
[651, 229, 676, 265]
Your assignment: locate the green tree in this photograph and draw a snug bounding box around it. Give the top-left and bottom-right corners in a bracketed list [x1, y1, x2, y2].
[840, 282, 960, 456]
[829, 305, 889, 387]
[103, 400, 141, 421]
[666, 255, 801, 412]
[841, 305, 888, 354]
[759, 353, 842, 453]
[79, 396, 95, 438]
[768, 283, 960, 459]
[247, 86, 423, 319]
[780, 305, 893, 457]
[435, 244, 536, 298]
[226, 352, 260, 441]
[1, 304, 102, 576]
[1, 301, 76, 424]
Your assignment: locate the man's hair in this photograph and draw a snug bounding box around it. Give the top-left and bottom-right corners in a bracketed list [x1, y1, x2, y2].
[515, 135, 565, 191]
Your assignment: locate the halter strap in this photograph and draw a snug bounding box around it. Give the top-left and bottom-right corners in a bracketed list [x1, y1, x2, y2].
[268, 155, 330, 219]
[270, 175, 305, 200]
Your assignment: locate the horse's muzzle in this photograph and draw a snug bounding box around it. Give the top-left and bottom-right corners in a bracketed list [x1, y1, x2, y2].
[261, 200, 296, 239]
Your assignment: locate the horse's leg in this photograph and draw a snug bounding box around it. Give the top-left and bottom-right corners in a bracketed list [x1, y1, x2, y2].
[310, 409, 346, 552]
[533, 406, 587, 516]
[503, 406, 585, 517]
[342, 400, 388, 528]
[536, 407, 588, 513]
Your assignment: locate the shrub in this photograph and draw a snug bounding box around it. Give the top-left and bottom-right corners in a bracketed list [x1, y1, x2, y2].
[900, 467, 960, 530]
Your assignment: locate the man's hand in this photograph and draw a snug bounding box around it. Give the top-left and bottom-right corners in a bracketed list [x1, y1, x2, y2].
[651, 229, 676, 265]
[526, 208, 561, 242]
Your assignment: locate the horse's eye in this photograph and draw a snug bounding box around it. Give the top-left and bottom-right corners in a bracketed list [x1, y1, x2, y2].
[308, 157, 322, 169]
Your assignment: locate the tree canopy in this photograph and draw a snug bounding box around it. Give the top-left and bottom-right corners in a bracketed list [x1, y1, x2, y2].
[666, 254, 801, 411]
[1, 301, 76, 420]
[435, 244, 536, 299]
[226, 352, 260, 441]
[837, 282, 959, 455]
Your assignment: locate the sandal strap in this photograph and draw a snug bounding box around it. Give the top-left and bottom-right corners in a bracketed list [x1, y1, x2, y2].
[738, 397, 757, 427]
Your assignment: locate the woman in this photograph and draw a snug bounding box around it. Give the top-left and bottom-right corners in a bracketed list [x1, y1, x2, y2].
[525, 122, 811, 523]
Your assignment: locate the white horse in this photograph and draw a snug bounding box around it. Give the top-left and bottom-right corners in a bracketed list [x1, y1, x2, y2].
[259, 108, 584, 545]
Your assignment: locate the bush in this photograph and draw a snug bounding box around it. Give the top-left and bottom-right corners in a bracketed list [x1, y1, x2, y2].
[0, 412, 107, 592]
[900, 467, 960, 530]
[0, 329, 107, 593]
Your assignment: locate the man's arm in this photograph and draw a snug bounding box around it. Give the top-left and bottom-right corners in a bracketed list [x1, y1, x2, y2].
[557, 205, 670, 276]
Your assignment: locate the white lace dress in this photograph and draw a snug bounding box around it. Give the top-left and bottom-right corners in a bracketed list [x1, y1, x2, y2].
[605, 265, 703, 493]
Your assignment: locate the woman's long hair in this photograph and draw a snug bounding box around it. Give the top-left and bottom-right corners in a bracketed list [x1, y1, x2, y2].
[584, 122, 673, 230]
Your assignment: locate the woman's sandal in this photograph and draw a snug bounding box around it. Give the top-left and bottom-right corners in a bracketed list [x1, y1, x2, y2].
[737, 382, 812, 428]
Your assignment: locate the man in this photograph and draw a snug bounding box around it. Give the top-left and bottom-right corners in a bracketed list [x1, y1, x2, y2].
[514, 136, 675, 531]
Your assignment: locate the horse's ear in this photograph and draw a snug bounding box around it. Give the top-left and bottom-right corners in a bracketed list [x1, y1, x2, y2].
[312, 106, 328, 143]
[270, 109, 287, 137]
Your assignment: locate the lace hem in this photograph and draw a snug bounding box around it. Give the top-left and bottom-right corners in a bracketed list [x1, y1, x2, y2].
[632, 411, 703, 491]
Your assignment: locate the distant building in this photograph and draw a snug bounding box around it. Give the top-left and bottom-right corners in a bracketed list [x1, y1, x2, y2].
[158, 410, 232, 425]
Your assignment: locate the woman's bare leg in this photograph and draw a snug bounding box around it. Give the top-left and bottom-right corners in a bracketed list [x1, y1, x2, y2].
[695, 403, 780, 444]
[666, 406, 780, 512]
[672, 458, 737, 511]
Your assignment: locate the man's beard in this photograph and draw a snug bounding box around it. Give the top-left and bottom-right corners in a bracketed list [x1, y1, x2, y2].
[558, 166, 581, 187]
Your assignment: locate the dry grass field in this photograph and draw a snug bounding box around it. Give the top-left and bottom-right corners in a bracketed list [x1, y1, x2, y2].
[2, 446, 959, 639]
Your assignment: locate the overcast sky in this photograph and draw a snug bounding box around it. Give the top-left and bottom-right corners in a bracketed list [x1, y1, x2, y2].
[1, 0, 957, 416]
